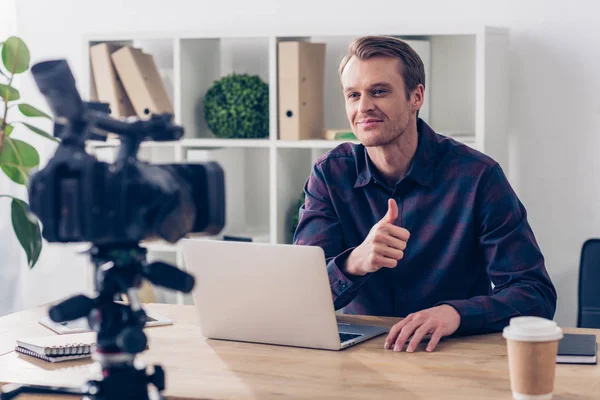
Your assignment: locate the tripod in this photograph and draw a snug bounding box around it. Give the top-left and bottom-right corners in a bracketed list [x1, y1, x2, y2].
[1, 243, 195, 400]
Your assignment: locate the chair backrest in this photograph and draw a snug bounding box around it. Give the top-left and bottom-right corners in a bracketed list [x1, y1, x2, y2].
[578, 239, 600, 328]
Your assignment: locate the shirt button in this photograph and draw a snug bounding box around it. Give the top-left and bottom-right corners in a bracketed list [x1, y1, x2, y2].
[339, 281, 347, 290]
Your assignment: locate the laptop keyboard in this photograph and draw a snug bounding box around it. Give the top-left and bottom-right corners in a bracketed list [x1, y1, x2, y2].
[339, 333, 363, 343]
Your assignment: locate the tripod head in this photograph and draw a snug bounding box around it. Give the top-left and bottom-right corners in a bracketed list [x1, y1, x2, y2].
[50, 244, 194, 355]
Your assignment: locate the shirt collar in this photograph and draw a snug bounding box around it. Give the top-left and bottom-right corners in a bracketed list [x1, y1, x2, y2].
[354, 118, 438, 189]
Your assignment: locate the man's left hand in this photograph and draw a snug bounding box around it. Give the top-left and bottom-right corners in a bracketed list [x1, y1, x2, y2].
[384, 305, 461, 352]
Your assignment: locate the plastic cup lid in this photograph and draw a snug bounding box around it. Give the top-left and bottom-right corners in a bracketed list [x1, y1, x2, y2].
[502, 316, 563, 342]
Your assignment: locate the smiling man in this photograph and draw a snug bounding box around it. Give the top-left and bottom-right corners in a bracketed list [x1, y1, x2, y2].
[293, 36, 557, 352]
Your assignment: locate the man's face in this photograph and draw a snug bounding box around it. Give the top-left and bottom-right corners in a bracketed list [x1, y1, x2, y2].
[341, 56, 419, 147]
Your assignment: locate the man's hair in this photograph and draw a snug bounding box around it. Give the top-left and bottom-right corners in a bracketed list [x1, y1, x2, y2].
[339, 35, 426, 100]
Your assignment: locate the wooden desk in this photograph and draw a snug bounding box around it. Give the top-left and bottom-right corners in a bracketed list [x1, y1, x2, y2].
[0, 304, 598, 399]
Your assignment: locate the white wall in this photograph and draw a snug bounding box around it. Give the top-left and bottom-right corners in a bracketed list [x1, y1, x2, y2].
[0, 0, 24, 317]
[10, 0, 600, 326]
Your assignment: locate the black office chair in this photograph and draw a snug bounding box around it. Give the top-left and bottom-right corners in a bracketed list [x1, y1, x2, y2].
[577, 239, 600, 328]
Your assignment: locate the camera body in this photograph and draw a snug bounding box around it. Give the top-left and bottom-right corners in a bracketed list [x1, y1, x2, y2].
[29, 140, 225, 244]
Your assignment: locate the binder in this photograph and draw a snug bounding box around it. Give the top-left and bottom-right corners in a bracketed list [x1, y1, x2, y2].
[278, 42, 326, 141]
[89, 43, 136, 118]
[111, 46, 173, 119]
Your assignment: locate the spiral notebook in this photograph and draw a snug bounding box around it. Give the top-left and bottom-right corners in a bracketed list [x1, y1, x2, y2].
[15, 332, 96, 363]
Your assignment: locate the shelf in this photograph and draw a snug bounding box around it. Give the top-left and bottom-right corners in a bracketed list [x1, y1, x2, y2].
[141, 240, 184, 253]
[86, 139, 183, 148]
[87, 138, 273, 149]
[87, 133, 475, 150]
[141, 230, 270, 253]
[276, 134, 476, 149]
[276, 140, 358, 149]
[83, 26, 507, 43]
[181, 138, 271, 148]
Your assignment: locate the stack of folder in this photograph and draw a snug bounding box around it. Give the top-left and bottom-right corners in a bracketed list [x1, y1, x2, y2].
[89, 43, 173, 119]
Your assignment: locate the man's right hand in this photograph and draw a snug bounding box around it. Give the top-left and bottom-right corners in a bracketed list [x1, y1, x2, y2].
[344, 199, 410, 277]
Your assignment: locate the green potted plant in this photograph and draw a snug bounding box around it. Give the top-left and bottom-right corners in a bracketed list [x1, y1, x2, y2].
[0, 36, 58, 268]
[203, 73, 269, 139]
[288, 192, 305, 243]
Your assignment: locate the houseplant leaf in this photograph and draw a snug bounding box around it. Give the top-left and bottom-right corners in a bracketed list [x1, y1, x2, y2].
[0, 137, 39, 184]
[1, 119, 14, 135]
[20, 122, 58, 142]
[0, 83, 20, 102]
[0, 36, 47, 270]
[0, 165, 28, 184]
[1, 36, 30, 74]
[0, 195, 42, 268]
[18, 103, 51, 119]
[12, 197, 42, 268]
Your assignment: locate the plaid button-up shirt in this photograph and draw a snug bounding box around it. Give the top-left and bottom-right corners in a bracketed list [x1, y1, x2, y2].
[294, 119, 556, 335]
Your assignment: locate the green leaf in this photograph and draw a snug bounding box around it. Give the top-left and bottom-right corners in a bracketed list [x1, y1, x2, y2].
[1, 36, 30, 74]
[0, 83, 20, 102]
[0, 137, 39, 167]
[0, 119, 13, 136]
[0, 137, 39, 184]
[20, 122, 59, 143]
[18, 103, 51, 119]
[0, 196, 42, 268]
[12, 198, 42, 268]
[1, 165, 28, 184]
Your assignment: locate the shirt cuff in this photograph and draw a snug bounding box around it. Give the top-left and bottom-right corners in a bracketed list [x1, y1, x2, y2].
[328, 247, 364, 297]
[435, 299, 485, 335]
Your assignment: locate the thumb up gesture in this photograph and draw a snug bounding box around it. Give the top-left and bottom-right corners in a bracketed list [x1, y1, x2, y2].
[344, 199, 411, 277]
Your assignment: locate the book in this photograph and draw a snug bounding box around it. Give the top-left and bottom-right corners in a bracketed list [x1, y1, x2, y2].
[556, 333, 597, 364]
[322, 129, 357, 141]
[15, 332, 96, 363]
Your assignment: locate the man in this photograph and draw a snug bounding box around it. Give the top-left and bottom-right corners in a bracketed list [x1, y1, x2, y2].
[293, 36, 557, 353]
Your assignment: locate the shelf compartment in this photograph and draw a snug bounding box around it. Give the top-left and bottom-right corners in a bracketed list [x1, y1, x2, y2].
[186, 146, 270, 241]
[178, 37, 270, 139]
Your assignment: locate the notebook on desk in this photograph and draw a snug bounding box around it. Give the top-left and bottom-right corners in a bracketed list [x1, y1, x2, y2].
[557, 333, 597, 364]
[15, 332, 96, 363]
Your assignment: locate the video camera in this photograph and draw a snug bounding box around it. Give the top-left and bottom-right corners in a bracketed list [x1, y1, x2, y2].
[28, 59, 225, 244]
[0, 59, 225, 400]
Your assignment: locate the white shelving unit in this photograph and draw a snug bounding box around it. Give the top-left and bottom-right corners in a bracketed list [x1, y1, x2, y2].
[82, 25, 509, 303]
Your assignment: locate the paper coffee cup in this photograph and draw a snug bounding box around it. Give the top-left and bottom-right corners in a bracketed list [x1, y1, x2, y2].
[503, 317, 563, 400]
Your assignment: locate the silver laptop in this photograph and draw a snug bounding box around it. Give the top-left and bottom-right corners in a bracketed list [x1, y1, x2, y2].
[181, 239, 388, 350]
